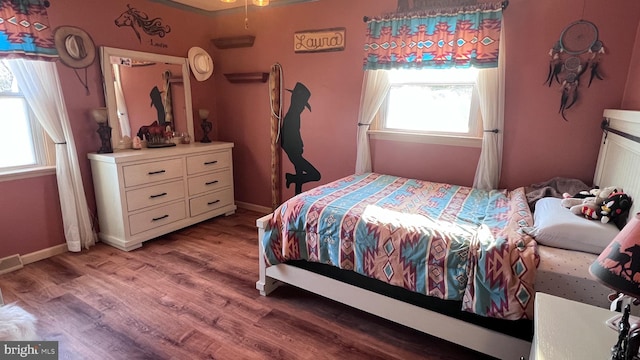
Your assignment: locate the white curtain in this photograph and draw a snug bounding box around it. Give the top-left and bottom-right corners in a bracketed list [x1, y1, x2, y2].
[113, 64, 131, 137]
[473, 29, 506, 190]
[355, 70, 390, 174]
[8, 59, 97, 252]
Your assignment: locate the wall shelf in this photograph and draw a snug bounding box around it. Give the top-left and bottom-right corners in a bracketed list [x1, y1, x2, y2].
[212, 35, 256, 49]
[224, 72, 269, 83]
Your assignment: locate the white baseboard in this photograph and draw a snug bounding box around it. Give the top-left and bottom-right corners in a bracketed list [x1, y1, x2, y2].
[20, 243, 68, 266]
[235, 201, 272, 215]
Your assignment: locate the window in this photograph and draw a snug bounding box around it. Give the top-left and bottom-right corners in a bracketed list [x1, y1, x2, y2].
[0, 61, 54, 179]
[371, 68, 482, 147]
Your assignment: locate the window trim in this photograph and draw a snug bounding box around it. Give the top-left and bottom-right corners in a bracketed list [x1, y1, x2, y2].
[368, 129, 482, 148]
[374, 68, 482, 145]
[0, 61, 56, 178]
[0, 165, 56, 182]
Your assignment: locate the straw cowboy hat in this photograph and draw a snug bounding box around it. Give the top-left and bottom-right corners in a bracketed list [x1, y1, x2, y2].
[188, 47, 214, 81]
[53, 26, 96, 69]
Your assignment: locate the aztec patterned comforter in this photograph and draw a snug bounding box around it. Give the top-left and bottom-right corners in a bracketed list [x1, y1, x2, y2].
[261, 173, 539, 320]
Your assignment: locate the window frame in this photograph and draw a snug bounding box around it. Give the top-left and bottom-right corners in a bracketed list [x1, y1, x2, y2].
[369, 68, 483, 148]
[0, 64, 55, 182]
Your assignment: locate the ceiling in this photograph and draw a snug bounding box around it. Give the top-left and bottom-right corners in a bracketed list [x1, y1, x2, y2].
[152, 0, 317, 15]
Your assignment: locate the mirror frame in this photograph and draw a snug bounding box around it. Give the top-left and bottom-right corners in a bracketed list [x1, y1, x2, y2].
[99, 46, 195, 150]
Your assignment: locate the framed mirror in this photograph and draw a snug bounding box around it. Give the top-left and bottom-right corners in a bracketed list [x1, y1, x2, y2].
[99, 46, 194, 150]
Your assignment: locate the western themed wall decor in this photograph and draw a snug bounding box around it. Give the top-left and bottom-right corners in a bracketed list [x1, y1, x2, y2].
[115, 4, 171, 45]
[545, 19, 605, 121]
[281, 82, 321, 195]
[269, 63, 284, 210]
[294, 28, 346, 53]
[53, 26, 96, 95]
[188, 47, 214, 82]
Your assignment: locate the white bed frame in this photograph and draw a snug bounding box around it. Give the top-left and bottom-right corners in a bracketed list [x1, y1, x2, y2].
[594, 109, 640, 217]
[256, 109, 640, 360]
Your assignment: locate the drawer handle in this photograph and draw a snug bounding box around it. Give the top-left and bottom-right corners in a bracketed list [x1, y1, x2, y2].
[152, 214, 169, 221]
[149, 192, 168, 199]
[148, 170, 166, 175]
[207, 199, 220, 206]
[204, 160, 218, 165]
[205, 180, 219, 186]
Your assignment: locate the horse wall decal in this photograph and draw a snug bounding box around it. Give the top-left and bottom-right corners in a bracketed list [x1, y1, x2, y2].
[115, 4, 171, 43]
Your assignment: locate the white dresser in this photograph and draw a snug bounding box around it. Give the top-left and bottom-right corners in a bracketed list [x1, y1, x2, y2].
[88, 142, 236, 251]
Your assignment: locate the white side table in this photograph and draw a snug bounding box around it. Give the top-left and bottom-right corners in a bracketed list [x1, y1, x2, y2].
[531, 292, 620, 360]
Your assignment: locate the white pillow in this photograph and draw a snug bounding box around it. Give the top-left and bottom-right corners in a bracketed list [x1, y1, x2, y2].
[526, 197, 620, 254]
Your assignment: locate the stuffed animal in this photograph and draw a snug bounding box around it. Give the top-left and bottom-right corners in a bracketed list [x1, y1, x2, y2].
[561, 188, 599, 208]
[598, 192, 633, 224]
[562, 186, 621, 215]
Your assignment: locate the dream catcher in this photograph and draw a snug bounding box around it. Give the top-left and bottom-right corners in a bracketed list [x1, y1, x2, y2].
[545, 20, 605, 121]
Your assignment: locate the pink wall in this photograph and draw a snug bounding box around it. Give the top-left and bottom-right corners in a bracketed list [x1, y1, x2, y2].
[2, 0, 640, 259]
[211, 0, 640, 206]
[622, 22, 640, 110]
[500, 0, 640, 189]
[0, 0, 216, 259]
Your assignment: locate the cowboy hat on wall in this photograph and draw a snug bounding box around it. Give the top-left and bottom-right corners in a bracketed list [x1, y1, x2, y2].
[54, 26, 96, 69]
[54, 26, 96, 94]
[188, 46, 214, 82]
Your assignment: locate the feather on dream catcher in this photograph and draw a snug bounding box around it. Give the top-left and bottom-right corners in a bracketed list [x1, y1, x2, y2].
[545, 20, 605, 121]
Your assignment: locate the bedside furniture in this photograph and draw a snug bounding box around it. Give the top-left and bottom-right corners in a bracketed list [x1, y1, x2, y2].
[531, 292, 619, 360]
[88, 142, 236, 251]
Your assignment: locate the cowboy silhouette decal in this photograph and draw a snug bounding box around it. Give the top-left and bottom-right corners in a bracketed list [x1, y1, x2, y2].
[281, 82, 321, 195]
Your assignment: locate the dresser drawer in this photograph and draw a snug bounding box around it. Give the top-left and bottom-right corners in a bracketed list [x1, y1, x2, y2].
[190, 189, 234, 217]
[129, 201, 186, 235]
[123, 158, 183, 187]
[126, 180, 185, 212]
[187, 170, 232, 196]
[186, 151, 230, 175]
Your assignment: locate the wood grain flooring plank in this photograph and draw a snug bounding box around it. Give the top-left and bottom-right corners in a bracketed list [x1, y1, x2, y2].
[0, 209, 497, 359]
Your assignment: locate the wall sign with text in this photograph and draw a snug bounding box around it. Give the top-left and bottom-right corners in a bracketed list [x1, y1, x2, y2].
[294, 28, 346, 53]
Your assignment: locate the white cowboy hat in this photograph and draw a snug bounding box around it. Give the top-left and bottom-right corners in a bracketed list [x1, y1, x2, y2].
[188, 47, 214, 81]
[53, 26, 96, 69]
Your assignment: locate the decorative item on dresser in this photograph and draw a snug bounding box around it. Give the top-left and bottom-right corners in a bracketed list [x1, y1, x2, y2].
[199, 109, 212, 143]
[88, 142, 236, 251]
[90, 107, 113, 154]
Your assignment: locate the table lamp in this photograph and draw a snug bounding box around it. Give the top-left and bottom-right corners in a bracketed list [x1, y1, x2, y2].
[91, 107, 112, 154]
[199, 108, 212, 143]
[590, 212, 640, 360]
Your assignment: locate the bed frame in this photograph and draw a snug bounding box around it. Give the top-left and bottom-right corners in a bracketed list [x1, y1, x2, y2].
[256, 109, 640, 360]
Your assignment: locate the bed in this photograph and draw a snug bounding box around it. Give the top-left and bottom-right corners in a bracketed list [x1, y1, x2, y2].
[256, 109, 640, 359]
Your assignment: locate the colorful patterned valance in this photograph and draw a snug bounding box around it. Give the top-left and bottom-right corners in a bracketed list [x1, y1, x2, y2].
[0, 0, 57, 61]
[364, 2, 503, 70]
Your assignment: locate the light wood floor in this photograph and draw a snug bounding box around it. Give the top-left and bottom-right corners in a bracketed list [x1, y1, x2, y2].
[0, 208, 494, 359]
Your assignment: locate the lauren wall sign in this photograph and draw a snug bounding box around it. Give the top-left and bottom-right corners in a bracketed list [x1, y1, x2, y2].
[294, 27, 346, 53]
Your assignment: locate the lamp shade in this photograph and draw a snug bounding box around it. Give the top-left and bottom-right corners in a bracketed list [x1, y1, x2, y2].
[590, 213, 640, 299]
[198, 109, 210, 120]
[253, 0, 269, 6]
